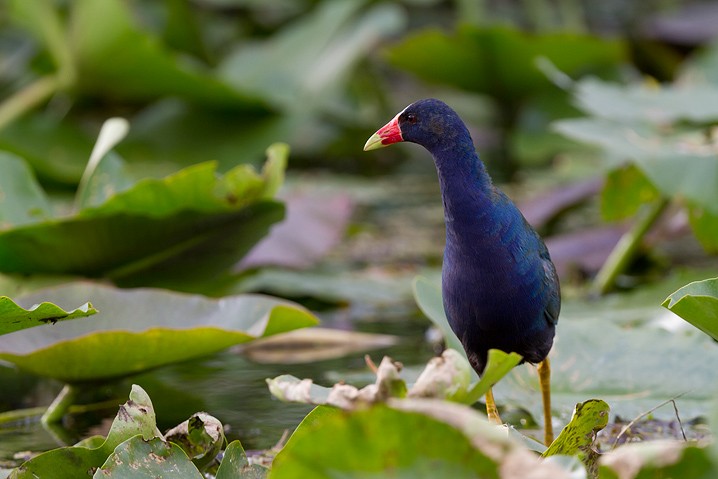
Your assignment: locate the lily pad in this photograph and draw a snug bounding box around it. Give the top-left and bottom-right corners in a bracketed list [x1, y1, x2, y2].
[68, 0, 269, 109]
[543, 399, 610, 458]
[414, 276, 718, 425]
[94, 436, 203, 479]
[0, 296, 96, 336]
[0, 152, 51, 228]
[9, 385, 160, 479]
[0, 144, 288, 293]
[269, 404, 499, 479]
[219, 1, 405, 110]
[543, 399, 609, 477]
[0, 282, 318, 382]
[271, 401, 574, 479]
[386, 24, 625, 103]
[599, 441, 716, 479]
[216, 441, 267, 479]
[662, 277, 718, 340]
[164, 412, 224, 471]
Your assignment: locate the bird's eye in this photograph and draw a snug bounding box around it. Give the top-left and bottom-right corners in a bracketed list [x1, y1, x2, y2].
[406, 113, 417, 124]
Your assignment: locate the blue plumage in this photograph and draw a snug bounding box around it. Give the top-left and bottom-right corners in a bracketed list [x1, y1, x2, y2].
[365, 98, 560, 375]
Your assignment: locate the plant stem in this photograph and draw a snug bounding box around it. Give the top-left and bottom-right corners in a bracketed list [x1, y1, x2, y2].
[593, 197, 670, 295]
[0, 75, 62, 132]
[41, 384, 79, 425]
[0, 398, 121, 426]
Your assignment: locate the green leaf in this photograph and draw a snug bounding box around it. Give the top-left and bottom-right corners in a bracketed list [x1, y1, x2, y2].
[0, 296, 96, 336]
[463, 349, 523, 405]
[94, 436, 203, 478]
[554, 117, 718, 216]
[0, 282, 318, 382]
[7, 0, 73, 81]
[680, 38, 718, 85]
[601, 164, 661, 221]
[10, 385, 160, 479]
[0, 145, 288, 292]
[68, 0, 268, 110]
[219, 1, 405, 110]
[599, 442, 716, 479]
[542, 399, 609, 477]
[0, 152, 51, 228]
[662, 278, 718, 341]
[495, 308, 718, 426]
[572, 77, 718, 123]
[543, 399, 609, 457]
[216, 441, 267, 479]
[387, 25, 625, 103]
[0, 115, 92, 185]
[688, 205, 718, 253]
[269, 404, 501, 479]
[164, 412, 224, 472]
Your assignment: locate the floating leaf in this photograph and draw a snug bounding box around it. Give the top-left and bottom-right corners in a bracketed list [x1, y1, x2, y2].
[415, 274, 718, 424]
[216, 441, 267, 479]
[237, 268, 412, 305]
[496, 317, 718, 426]
[0, 296, 96, 336]
[662, 278, 718, 340]
[240, 327, 398, 364]
[0, 282, 317, 382]
[69, 0, 268, 109]
[542, 399, 610, 477]
[572, 77, 718, 123]
[271, 402, 573, 479]
[554, 117, 718, 215]
[463, 349, 523, 405]
[0, 152, 51, 228]
[164, 412, 224, 471]
[219, 1, 405, 110]
[9, 385, 160, 479]
[269, 404, 499, 479]
[94, 436, 203, 478]
[599, 441, 715, 479]
[387, 24, 625, 103]
[0, 145, 288, 293]
[688, 206, 718, 253]
[601, 164, 660, 222]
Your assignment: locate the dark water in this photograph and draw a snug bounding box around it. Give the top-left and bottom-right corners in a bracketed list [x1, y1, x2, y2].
[0, 308, 434, 462]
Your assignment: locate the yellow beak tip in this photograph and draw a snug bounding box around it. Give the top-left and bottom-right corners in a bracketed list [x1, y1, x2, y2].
[363, 133, 385, 151]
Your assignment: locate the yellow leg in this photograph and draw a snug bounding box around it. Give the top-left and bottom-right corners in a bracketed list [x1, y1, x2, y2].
[485, 387, 502, 425]
[538, 358, 553, 446]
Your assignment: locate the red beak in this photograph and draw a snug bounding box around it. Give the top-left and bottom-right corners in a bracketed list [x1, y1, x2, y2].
[363, 113, 403, 151]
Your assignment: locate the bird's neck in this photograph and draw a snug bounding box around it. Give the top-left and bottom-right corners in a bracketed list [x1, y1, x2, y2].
[431, 141, 496, 236]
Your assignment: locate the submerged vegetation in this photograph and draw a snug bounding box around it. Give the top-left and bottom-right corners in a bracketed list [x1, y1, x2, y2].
[1, 0, 718, 477]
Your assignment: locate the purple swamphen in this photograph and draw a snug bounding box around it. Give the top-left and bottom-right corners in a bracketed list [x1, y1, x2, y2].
[364, 99, 560, 446]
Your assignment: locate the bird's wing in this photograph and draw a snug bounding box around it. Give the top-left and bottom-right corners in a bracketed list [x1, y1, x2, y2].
[539, 240, 560, 326]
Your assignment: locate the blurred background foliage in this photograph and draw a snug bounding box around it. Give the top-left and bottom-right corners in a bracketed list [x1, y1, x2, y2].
[2, 0, 717, 285]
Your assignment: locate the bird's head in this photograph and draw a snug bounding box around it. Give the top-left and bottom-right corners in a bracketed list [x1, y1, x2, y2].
[363, 99, 466, 153]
